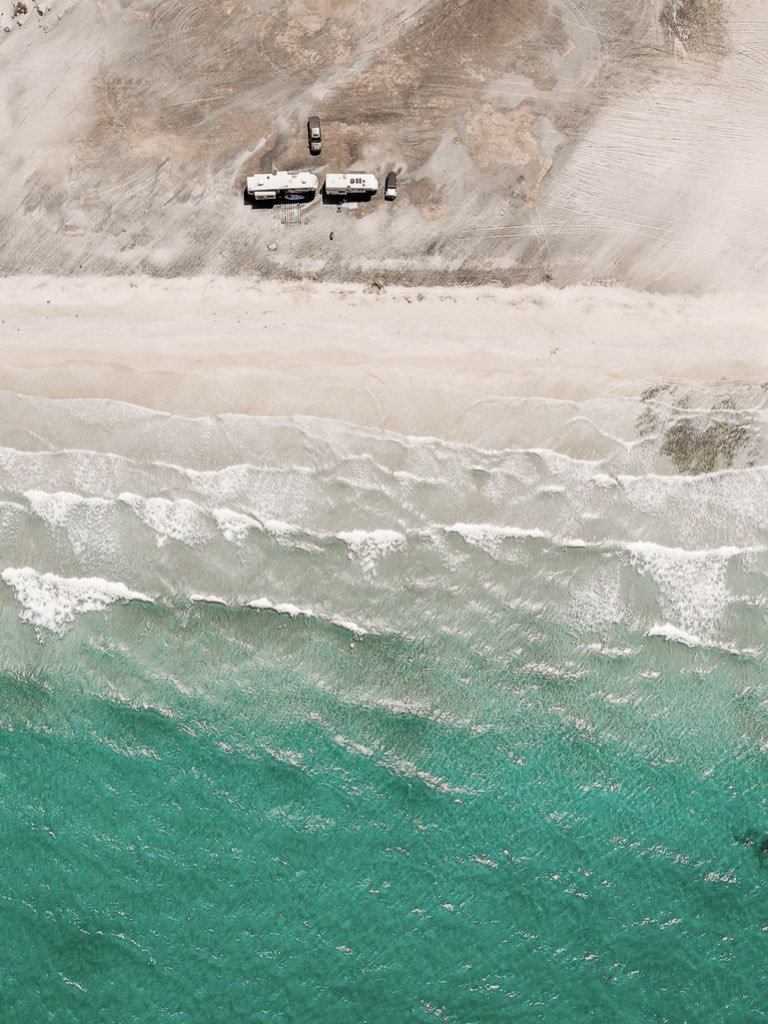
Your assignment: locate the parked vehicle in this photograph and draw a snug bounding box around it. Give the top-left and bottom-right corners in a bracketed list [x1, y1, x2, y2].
[245, 171, 319, 202]
[307, 116, 322, 155]
[324, 173, 379, 197]
[384, 171, 397, 201]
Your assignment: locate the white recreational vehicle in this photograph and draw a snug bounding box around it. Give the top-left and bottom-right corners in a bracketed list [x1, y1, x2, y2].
[324, 173, 379, 197]
[246, 171, 319, 201]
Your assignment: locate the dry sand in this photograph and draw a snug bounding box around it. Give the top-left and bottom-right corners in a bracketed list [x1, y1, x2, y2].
[2, 276, 768, 445]
[1, 0, 766, 292]
[2, 2, 768, 437]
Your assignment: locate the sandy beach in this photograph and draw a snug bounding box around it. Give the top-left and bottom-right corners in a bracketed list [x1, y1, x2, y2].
[1, 276, 767, 446]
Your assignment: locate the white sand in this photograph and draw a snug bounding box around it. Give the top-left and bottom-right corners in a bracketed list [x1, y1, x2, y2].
[1, 277, 768, 444]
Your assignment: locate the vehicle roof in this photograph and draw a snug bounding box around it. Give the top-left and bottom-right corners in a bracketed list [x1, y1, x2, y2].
[325, 172, 378, 184]
[247, 171, 319, 188]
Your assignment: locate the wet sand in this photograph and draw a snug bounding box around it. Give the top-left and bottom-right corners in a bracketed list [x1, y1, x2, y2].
[2, 277, 768, 446]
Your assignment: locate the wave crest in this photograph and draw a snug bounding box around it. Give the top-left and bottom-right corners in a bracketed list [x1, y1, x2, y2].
[1, 567, 152, 632]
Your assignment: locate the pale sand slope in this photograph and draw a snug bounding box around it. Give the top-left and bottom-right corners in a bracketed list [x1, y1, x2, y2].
[1, 277, 767, 446]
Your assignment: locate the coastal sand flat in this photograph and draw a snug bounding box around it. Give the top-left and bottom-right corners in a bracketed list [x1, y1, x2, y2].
[1, 0, 767, 291]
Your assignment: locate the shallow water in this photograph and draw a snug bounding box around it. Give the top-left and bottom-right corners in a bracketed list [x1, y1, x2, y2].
[1, 390, 767, 1022]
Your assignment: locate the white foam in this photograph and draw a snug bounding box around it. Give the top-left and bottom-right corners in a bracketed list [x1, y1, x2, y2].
[647, 623, 707, 648]
[212, 507, 261, 544]
[626, 541, 744, 561]
[119, 492, 214, 547]
[318, 679, 469, 729]
[248, 596, 368, 636]
[24, 490, 121, 561]
[379, 751, 467, 795]
[447, 522, 547, 556]
[629, 544, 734, 642]
[584, 643, 641, 658]
[262, 518, 299, 537]
[329, 615, 368, 635]
[337, 529, 406, 576]
[331, 731, 466, 794]
[212, 504, 300, 544]
[332, 734, 375, 758]
[2, 567, 152, 632]
[25, 489, 107, 527]
[249, 597, 305, 617]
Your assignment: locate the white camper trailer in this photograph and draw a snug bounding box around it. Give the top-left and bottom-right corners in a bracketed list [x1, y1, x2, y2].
[324, 173, 379, 197]
[246, 171, 319, 201]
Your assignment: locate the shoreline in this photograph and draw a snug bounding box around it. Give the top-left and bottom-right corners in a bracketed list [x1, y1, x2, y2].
[1, 276, 768, 443]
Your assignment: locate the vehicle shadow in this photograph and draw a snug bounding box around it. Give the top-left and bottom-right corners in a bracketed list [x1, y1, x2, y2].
[321, 189, 376, 206]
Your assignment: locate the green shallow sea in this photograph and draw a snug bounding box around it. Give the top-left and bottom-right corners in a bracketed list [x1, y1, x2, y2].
[1, 393, 767, 1022]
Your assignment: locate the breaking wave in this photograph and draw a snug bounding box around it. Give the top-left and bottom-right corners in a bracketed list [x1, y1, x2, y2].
[1, 567, 152, 633]
[0, 389, 767, 662]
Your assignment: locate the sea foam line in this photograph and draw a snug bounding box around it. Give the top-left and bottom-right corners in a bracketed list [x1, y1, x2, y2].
[19, 486, 768, 565]
[646, 622, 764, 659]
[189, 592, 370, 637]
[249, 598, 368, 637]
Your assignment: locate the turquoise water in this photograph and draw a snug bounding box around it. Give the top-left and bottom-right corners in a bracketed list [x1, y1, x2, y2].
[1, 393, 767, 1021]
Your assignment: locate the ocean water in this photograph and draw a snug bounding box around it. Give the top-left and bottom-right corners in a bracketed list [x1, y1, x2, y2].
[1, 387, 767, 1023]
